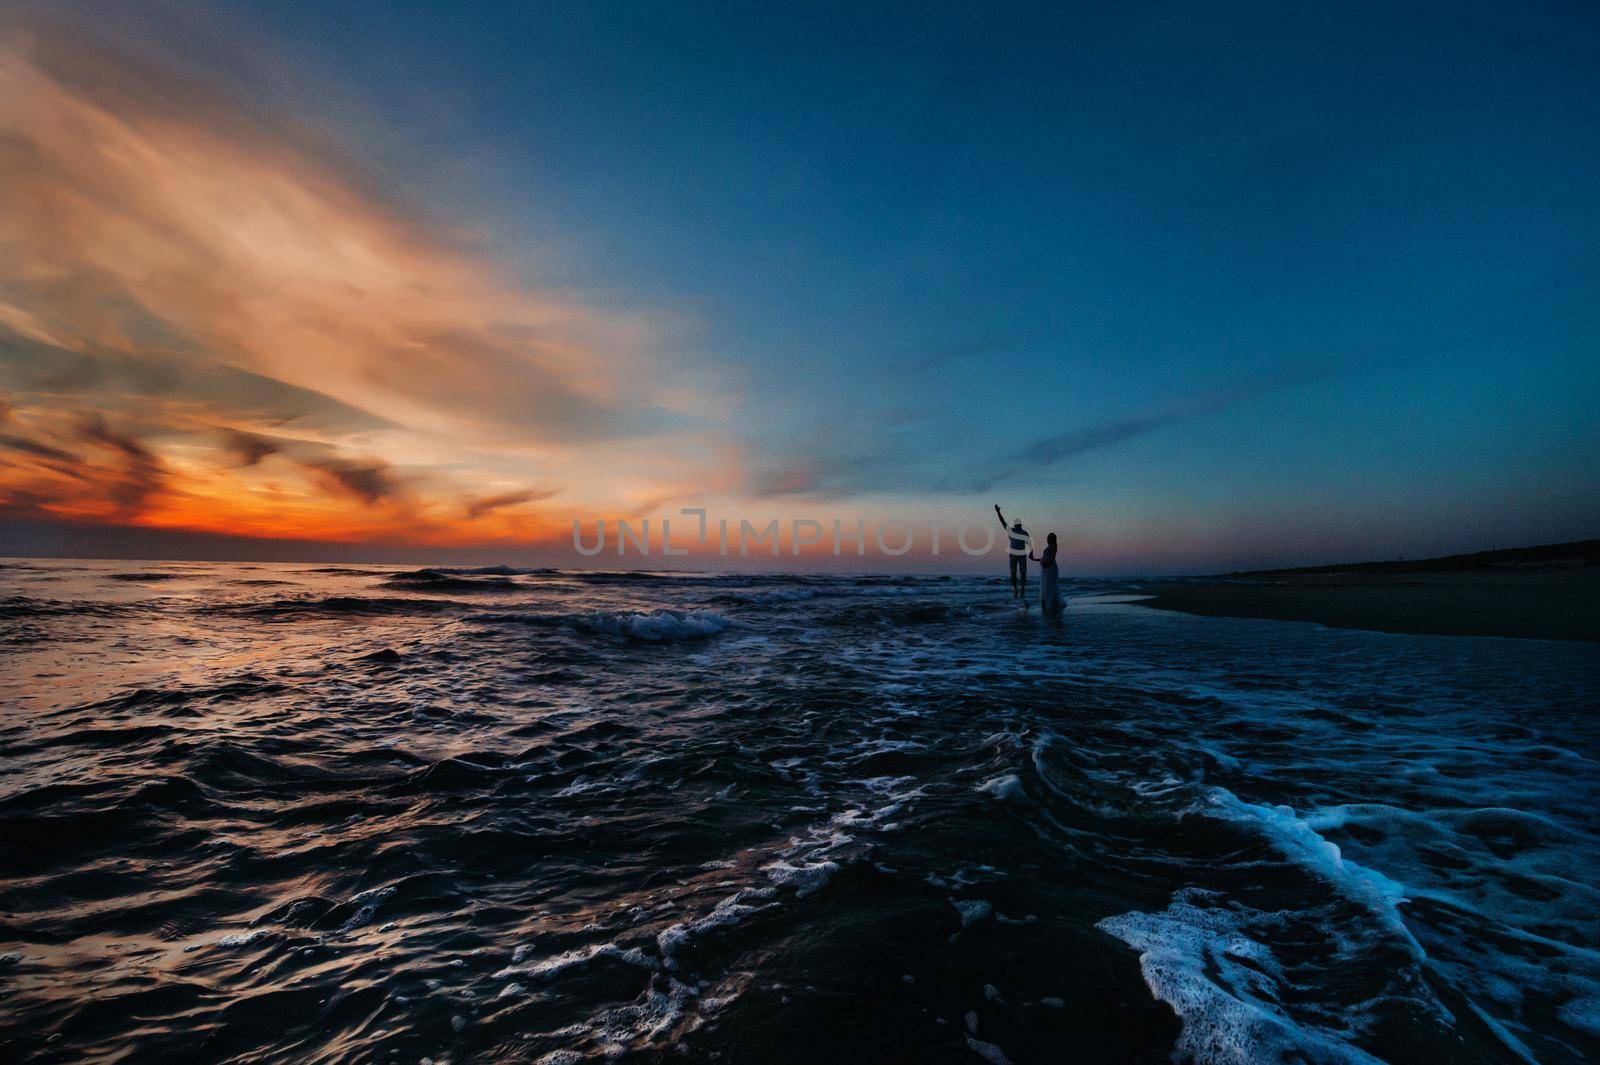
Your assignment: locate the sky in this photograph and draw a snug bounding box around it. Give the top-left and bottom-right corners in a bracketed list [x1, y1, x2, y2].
[0, 1, 1596, 574]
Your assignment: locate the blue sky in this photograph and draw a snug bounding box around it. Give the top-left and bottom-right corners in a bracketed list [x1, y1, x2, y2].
[1, 2, 1597, 571]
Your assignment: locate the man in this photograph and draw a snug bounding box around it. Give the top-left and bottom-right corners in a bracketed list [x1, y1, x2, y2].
[994, 504, 1029, 599]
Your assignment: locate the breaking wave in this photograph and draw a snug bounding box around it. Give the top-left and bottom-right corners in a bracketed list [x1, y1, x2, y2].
[469, 607, 733, 641]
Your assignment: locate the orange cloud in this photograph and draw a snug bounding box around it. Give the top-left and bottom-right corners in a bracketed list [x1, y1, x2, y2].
[0, 20, 731, 550]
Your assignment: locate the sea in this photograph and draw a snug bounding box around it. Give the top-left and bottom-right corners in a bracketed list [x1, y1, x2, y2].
[1, 559, 1597, 1064]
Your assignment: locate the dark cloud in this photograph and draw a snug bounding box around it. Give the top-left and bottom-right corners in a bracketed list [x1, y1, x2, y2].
[0, 395, 80, 462]
[940, 363, 1367, 494]
[300, 456, 400, 505]
[224, 430, 421, 508]
[220, 428, 284, 467]
[0, 431, 78, 463]
[79, 414, 155, 462]
[464, 487, 560, 519]
[937, 411, 1184, 493]
[76, 414, 166, 511]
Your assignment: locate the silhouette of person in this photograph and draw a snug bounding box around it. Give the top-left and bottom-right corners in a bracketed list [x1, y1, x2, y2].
[1030, 532, 1063, 614]
[994, 505, 1029, 599]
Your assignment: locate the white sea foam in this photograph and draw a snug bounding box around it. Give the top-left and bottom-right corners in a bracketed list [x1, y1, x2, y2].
[494, 942, 659, 980]
[952, 899, 993, 927]
[965, 1036, 1013, 1064]
[977, 774, 1026, 802]
[337, 885, 397, 933]
[1305, 802, 1600, 934]
[1099, 889, 1388, 1065]
[516, 885, 781, 1059]
[535, 1052, 584, 1065]
[541, 975, 703, 1058]
[1298, 800, 1600, 1053]
[657, 887, 778, 968]
[1106, 776, 1600, 1062]
[573, 609, 732, 641]
[762, 859, 840, 897]
[1202, 789, 1422, 959]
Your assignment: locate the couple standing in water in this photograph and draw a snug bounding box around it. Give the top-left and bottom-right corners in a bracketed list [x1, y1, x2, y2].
[994, 505, 1063, 614]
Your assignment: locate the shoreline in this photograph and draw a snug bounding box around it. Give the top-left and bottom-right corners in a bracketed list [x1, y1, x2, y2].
[1135, 568, 1600, 642]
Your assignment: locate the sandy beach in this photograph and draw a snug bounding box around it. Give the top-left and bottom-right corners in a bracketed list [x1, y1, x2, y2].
[1138, 541, 1600, 642]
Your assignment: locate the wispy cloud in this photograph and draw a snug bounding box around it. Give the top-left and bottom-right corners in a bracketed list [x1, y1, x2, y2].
[933, 410, 1185, 493]
[0, 19, 731, 545]
[740, 361, 1364, 502]
[465, 487, 562, 520]
[0, 397, 79, 464]
[219, 429, 282, 468]
[0, 432, 76, 463]
[75, 414, 166, 513]
[298, 456, 401, 506]
[939, 363, 1361, 493]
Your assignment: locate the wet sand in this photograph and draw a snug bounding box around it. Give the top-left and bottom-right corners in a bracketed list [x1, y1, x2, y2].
[1139, 566, 1600, 642]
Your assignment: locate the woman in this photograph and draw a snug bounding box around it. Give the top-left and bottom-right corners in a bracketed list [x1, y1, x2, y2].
[1029, 532, 1063, 615]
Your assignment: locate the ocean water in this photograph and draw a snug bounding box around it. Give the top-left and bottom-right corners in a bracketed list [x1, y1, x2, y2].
[1, 559, 1597, 1064]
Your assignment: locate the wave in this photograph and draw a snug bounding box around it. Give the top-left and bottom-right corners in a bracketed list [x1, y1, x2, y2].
[471, 607, 732, 641]
[0, 596, 138, 619]
[820, 598, 994, 627]
[703, 587, 825, 607]
[574, 609, 731, 640]
[562, 570, 698, 585]
[381, 568, 522, 593]
[1091, 784, 1571, 1064]
[1200, 788, 1422, 958]
[70, 677, 290, 715]
[214, 595, 464, 619]
[656, 886, 779, 970]
[427, 564, 560, 576]
[560, 571, 837, 589]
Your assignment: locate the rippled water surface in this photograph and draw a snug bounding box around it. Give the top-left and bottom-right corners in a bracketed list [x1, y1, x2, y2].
[2, 559, 1597, 1064]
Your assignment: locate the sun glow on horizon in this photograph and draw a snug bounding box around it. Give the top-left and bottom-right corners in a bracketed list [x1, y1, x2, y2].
[0, 21, 735, 552]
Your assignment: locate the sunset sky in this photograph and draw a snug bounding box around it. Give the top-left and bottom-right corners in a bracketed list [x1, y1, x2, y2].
[2, 2, 1597, 573]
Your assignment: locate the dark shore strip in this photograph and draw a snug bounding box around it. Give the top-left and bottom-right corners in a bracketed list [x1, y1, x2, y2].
[1137, 541, 1600, 642]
